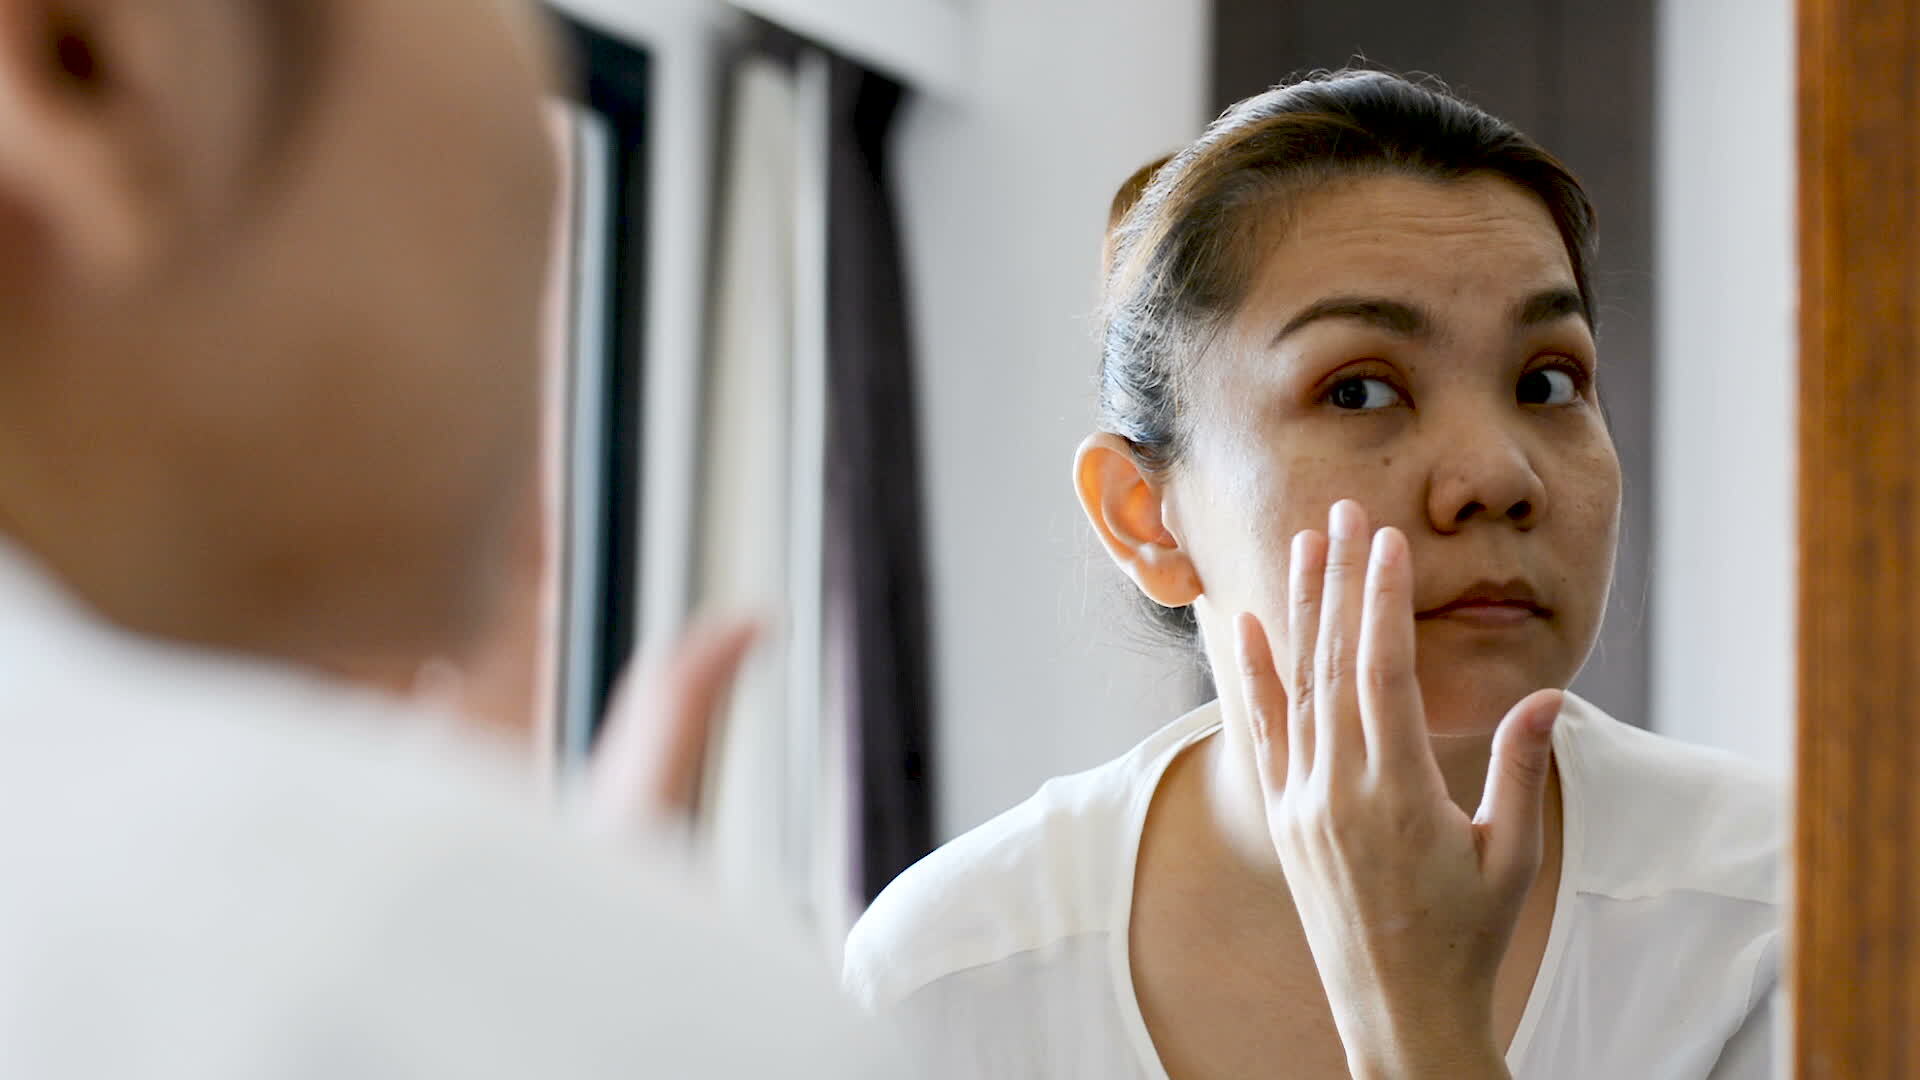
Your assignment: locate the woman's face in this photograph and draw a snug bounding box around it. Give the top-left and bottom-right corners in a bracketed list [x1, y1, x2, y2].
[1168, 173, 1621, 733]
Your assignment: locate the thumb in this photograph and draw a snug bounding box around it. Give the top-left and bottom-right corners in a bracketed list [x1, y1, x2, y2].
[1474, 688, 1563, 888]
[586, 617, 762, 836]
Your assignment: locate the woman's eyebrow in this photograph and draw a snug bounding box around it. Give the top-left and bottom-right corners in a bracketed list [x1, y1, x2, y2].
[1270, 296, 1430, 347]
[1512, 286, 1590, 330]
[1269, 287, 1588, 349]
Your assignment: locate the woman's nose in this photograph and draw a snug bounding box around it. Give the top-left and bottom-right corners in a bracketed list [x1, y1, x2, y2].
[1426, 427, 1548, 533]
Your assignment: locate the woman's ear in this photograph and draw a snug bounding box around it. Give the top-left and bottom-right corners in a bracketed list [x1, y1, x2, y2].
[1074, 433, 1203, 609]
[0, 0, 261, 295]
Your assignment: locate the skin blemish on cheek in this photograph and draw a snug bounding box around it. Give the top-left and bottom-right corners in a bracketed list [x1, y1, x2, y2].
[1380, 456, 1393, 468]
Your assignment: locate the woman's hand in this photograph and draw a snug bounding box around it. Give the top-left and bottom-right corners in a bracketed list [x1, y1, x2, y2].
[583, 618, 761, 839]
[1235, 500, 1562, 1080]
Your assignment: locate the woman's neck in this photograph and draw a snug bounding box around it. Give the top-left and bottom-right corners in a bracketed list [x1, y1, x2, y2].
[1196, 699, 1525, 888]
[0, 511, 452, 701]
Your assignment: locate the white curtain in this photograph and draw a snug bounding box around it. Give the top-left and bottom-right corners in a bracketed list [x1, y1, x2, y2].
[697, 55, 800, 903]
[695, 53, 851, 945]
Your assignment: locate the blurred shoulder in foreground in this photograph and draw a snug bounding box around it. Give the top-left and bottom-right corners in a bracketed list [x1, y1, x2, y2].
[0, 542, 896, 1079]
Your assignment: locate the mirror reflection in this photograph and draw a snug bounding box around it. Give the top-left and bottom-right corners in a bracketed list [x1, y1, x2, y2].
[479, 0, 1797, 1074]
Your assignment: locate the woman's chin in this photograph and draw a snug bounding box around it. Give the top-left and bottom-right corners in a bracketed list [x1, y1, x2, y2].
[1415, 632, 1573, 733]
[1419, 679, 1560, 738]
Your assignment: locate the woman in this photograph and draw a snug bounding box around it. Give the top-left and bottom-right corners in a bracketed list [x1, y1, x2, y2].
[843, 71, 1779, 1078]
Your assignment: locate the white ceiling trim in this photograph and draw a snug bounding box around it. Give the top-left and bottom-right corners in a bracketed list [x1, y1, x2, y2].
[549, 0, 973, 99]
[547, 0, 733, 49]
[731, 0, 974, 99]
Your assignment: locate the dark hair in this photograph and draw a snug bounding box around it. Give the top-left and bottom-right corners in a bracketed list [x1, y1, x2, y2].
[1101, 153, 1174, 278]
[1099, 69, 1598, 647]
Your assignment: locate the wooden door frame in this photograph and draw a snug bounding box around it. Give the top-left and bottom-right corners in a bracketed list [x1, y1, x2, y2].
[1793, 0, 1920, 1073]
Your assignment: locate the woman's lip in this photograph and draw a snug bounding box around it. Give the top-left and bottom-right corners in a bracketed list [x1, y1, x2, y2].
[1416, 602, 1546, 626]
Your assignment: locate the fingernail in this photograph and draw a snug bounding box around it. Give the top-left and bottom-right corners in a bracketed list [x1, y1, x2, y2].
[1530, 695, 1563, 734]
[1329, 500, 1362, 540]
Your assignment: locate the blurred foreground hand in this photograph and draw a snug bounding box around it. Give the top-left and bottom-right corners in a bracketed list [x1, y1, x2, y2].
[583, 618, 761, 838]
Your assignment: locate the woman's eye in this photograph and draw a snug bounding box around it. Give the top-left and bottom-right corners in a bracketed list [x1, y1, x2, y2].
[1517, 367, 1580, 406]
[1325, 376, 1402, 411]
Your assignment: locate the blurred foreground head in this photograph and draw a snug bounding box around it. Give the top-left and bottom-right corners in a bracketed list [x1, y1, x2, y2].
[0, 0, 560, 688]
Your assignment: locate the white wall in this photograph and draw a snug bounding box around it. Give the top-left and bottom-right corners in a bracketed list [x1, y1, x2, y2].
[1651, 0, 1795, 772]
[896, 0, 1212, 838]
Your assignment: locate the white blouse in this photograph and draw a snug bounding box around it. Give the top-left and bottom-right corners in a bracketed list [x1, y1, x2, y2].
[845, 694, 1782, 1078]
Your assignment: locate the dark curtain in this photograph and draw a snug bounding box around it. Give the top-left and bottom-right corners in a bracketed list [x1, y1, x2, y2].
[822, 57, 937, 904]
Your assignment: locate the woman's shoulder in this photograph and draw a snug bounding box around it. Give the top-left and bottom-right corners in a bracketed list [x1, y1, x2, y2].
[843, 704, 1221, 1009]
[1557, 693, 1784, 907]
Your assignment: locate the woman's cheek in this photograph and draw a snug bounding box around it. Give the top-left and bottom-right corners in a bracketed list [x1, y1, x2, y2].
[1188, 460, 1314, 616]
[1543, 437, 1622, 639]
[1559, 435, 1624, 539]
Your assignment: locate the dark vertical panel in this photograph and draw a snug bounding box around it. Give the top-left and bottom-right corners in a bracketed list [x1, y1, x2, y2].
[1209, 0, 1655, 725]
[1211, 1, 1303, 117]
[594, 124, 648, 727]
[1214, 0, 1547, 132]
[823, 60, 939, 903]
[550, 12, 652, 739]
[1548, 0, 1657, 729]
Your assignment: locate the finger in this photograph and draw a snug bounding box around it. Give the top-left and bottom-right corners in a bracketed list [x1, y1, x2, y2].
[1356, 526, 1436, 782]
[1234, 612, 1288, 797]
[587, 617, 762, 833]
[637, 619, 761, 816]
[1286, 529, 1328, 788]
[1313, 499, 1371, 777]
[1474, 688, 1564, 889]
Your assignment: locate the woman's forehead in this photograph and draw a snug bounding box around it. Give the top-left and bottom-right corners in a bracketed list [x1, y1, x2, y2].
[1240, 174, 1579, 331]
